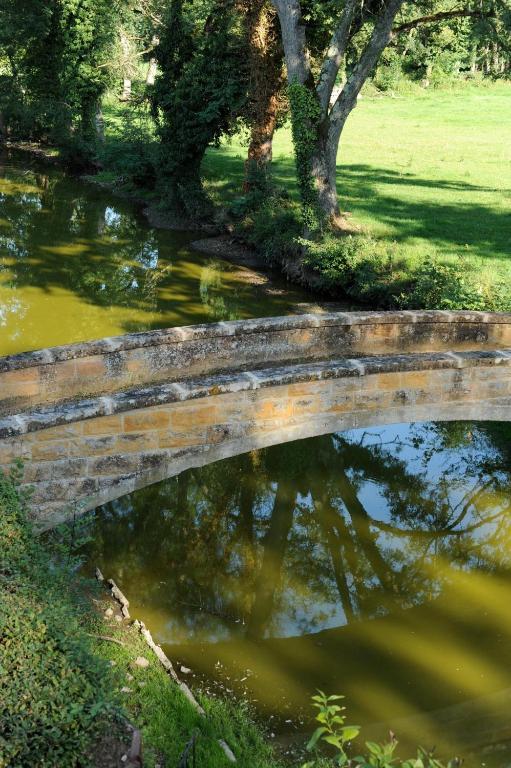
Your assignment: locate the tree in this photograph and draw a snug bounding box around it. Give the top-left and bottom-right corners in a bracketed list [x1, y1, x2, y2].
[243, 0, 286, 189]
[153, 0, 249, 219]
[271, 0, 501, 228]
[0, 0, 119, 160]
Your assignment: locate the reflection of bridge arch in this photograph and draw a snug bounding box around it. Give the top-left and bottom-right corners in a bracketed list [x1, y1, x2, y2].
[1, 310, 511, 527]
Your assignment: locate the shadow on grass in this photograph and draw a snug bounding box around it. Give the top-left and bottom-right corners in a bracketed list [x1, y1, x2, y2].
[204, 150, 511, 261]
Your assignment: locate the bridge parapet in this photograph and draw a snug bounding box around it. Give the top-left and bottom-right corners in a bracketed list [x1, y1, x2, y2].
[1, 310, 510, 418]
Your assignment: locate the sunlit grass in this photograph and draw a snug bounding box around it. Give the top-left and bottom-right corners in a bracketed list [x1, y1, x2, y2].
[202, 81, 511, 281]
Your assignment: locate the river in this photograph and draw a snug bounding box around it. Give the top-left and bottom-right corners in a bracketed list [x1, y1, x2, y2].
[82, 420, 511, 766]
[0, 152, 312, 356]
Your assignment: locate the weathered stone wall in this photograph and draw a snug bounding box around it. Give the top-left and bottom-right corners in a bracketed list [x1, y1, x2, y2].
[1, 343, 511, 529]
[2, 310, 511, 417]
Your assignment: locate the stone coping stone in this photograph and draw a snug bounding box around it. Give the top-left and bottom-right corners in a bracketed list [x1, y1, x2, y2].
[1, 348, 510, 440]
[1, 310, 510, 373]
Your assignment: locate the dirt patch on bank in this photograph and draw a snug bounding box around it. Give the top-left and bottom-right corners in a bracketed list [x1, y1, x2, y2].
[192, 235, 355, 312]
[192, 234, 268, 271]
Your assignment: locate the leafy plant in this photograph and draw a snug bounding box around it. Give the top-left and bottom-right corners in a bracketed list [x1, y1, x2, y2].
[399, 259, 487, 311]
[302, 692, 462, 768]
[302, 691, 360, 767]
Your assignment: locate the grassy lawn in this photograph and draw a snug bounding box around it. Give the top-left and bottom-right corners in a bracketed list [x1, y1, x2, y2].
[203, 82, 511, 283]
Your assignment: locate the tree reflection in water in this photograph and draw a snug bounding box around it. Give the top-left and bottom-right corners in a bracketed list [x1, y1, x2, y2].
[82, 421, 511, 759]
[0, 153, 308, 355]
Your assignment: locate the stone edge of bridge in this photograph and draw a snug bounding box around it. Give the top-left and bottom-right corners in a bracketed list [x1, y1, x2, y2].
[2, 348, 511, 440]
[0, 310, 507, 373]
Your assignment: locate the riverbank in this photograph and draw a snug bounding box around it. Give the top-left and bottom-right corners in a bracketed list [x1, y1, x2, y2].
[86, 587, 282, 768]
[107, 83, 511, 312]
[0, 467, 285, 768]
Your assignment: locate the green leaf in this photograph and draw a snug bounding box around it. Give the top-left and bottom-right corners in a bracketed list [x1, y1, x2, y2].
[324, 734, 343, 748]
[306, 726, 328, 750]
[342, 726, 361, 741]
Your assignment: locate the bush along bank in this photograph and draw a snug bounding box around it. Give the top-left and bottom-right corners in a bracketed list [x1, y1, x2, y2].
[0, 464, 284, 768]
[233, 193, 510, 312]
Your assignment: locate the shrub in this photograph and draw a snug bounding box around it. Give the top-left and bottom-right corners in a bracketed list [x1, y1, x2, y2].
[373, 57, 405, 93]
[302, 692, 460, 768]
[399, 259, 489, 311]
[302, 233, 407, 306]
[236, 196, 303, 266]
[0, 465, 111, 768]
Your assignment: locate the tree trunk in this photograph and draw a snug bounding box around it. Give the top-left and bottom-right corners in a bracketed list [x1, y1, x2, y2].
[146, 58, 157, 85]
[120, 30, 133, 100]
[310, 126, 341, 221]
[244, 94, 279, 189]
[95, 103, 105, 143]
[273, 0, 405, 225]
[122, 78, 132, 100]
[244, 0, 284, 191]
[146, 36, 160, 86]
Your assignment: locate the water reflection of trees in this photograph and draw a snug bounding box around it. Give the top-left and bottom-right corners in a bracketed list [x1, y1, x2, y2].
[85, 421, 511, 643]
[0, 157, 300, 347]
[0, 161, 171, 312]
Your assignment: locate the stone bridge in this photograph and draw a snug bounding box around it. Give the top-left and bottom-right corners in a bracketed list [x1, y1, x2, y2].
[2, 310, 511, 528]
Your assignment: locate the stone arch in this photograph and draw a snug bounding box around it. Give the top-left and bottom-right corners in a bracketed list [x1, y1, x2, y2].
[1, 311, 511, 528]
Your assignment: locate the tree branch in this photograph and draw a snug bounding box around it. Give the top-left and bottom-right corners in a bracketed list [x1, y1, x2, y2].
[329, 0, 405, 136]
[393, 8, 491, 34]
[316, 0, 358, 117]
[272, 0, 314, 85]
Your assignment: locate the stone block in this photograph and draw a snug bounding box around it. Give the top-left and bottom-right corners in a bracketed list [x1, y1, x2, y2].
[83, 415, 123, 435]
[171, 404, 217, 428]
[124, 409, 171, 432]
[75, 356, 107, 379]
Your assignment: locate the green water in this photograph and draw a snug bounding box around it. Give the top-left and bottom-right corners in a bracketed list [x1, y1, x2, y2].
[82, 421, 511, 764]
[0, 153, 309, 356]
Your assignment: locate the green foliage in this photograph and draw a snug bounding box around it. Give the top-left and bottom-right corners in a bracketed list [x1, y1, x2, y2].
[288, 81, 324, 233]
[303, 691, 360, 767]
[98, 103, 157, 187]
[236, 194, 303, 266]
[0, 465, 112, 767]
[373, 48, 407, 93]
[398, 258, 509, 311]
[153, 0, 249, 220]
[305, 235, 511, 311]
[302, 233, 400, 304]
[0, 0, 119, 161]
[302, 692, 461, 768]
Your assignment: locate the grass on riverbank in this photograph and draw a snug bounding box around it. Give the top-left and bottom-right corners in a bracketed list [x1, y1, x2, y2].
[86, 607, 282, 768]
[204, 81, 510, 274]
[0, 466, 114, 767]
[0, 467, 282, 768]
